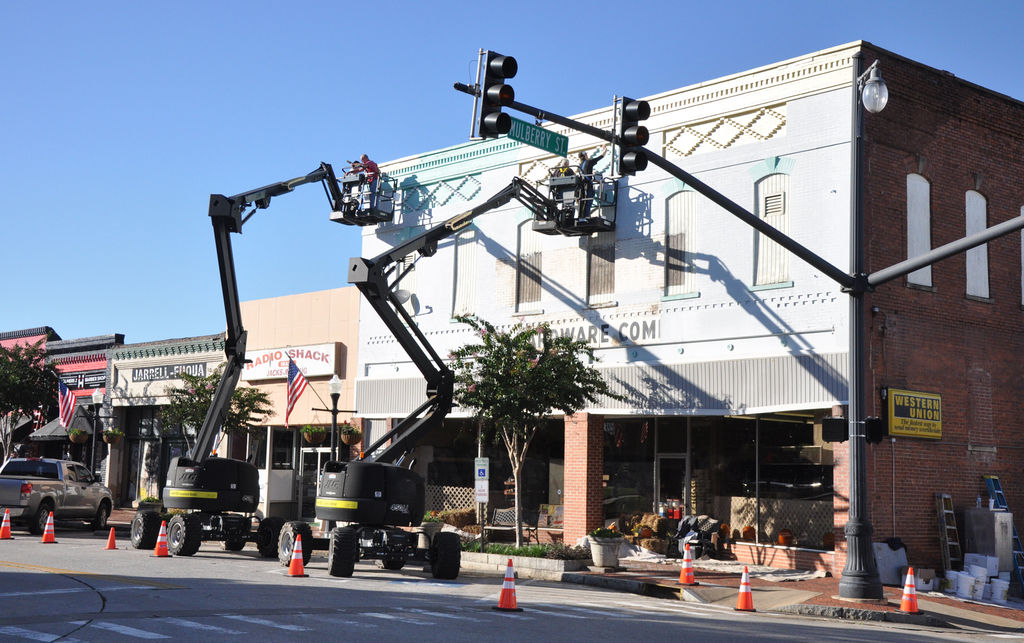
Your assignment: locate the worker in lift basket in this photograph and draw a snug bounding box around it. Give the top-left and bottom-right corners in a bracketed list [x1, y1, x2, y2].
[345, 154, 380, 210]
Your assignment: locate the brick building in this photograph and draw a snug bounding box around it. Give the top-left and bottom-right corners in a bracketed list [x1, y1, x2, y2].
[345, 41, 1024, 577]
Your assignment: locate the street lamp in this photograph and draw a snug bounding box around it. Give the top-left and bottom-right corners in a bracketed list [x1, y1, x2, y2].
[840, 53, 888, 600]
[329, 375, 343, 461]
[90, 388, 103, 473]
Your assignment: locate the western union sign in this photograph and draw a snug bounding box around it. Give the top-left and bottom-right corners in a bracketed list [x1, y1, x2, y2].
[168, 489, 218, 499]
[888, 388, 941, 439]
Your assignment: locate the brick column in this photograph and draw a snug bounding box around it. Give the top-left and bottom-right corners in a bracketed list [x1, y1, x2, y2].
[563, 412, 604, 543]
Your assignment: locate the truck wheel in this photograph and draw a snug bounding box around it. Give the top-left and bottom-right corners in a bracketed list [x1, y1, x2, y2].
[91, 500, 111, 531]
[29, 501, 53, 536]
[167, 514, 203, 556]
[256, 517, 284, 558]
[278, 521, 312, 567]
[327, 527, 357, 577]
[431, 532, 461, 579]
[130, 510, 161, 549]
[379, 558, 405, 571]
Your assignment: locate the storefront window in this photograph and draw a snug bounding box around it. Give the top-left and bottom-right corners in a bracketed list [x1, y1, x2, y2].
[603, 419, 654, 520]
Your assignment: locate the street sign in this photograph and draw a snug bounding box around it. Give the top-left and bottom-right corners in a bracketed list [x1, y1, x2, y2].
[507, 117, 569, 157]
[475, 479, 489, 503]
[474, 457, 489, 480]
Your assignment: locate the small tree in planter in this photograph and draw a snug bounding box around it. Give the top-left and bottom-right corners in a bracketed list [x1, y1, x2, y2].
[339, 422, 362, 445]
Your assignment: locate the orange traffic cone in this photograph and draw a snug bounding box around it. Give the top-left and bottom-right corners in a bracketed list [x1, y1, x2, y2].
[152, 521, 170, 557]
[492, 558, 523, 612]
[899, 567, 920, 614]
[40, 512, 57, 544]
[104, 527, 117, 550]
[735, 565, 755, 611]
[288, 534, 308, 577]
[678, 542, 699, 586]
[0, 508, 12, 540]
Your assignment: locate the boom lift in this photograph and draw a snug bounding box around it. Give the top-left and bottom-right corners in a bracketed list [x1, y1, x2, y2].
[130, 162, 361, 556]
[278, 176, 606, 578]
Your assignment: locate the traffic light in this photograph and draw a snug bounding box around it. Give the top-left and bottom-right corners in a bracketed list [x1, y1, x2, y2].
[821, 417, 848, 443]
[865, 417, 888, 444]
[618, 97, 650, 175]
[477, 51, 517, 139]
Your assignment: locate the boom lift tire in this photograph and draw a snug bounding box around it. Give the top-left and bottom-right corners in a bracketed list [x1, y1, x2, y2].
[256, 516, 284, 558]
[430, 531, 461, 579]
[130, 510, 161, 549]
[167, 513, 203, 556]
[278, 520, 313, 567]
[327, 526, 357, 577]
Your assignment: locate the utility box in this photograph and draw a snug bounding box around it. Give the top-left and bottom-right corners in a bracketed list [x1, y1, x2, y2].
[963, 508, 1014, 572]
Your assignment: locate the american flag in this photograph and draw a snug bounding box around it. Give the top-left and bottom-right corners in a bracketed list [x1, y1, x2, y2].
[58, 381, 76, 428]
[285, 357, 309, 428]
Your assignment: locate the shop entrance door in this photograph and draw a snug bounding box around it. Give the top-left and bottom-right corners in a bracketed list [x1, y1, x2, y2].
[656, 455, 687, 519]
[299, 447, 332, 520]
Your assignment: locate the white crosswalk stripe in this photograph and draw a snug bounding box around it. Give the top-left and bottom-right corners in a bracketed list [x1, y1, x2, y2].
[0, 626, 64, 642]
[218, 614, 312, 631]
[90, 622, 169, 639]
[164, 618, 243, 634]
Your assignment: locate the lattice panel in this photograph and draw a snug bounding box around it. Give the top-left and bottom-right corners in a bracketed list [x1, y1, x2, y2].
[425, 484, 475, 512]
[402, 175, 483, 214]
[719, 496, 833, 549]
[663, 106, 786, 160]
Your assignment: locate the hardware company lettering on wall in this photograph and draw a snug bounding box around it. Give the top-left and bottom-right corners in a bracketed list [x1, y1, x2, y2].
[241, 343, 337, 381]
[132, 362, 207, 382]
[526, 318, 660, 348]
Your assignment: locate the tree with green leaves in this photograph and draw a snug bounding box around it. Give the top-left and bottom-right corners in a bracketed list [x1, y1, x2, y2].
[450, 315, 619, 546]
[0, 340, 58, 461]
[161, 365, 273, 452]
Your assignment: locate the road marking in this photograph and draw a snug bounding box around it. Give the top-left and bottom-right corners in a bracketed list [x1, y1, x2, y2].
[364, 612, 433, 625]
[0, 626, 64, 642]
[218, 614, 312, 631]
[90, 622, 169, 639]
[0, 561, 182, 589]
[164, 618, 242, 634]
[401, 608, 486, 622]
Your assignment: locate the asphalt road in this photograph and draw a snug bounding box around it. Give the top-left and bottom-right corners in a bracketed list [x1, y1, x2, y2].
[0, 527, 983, 641]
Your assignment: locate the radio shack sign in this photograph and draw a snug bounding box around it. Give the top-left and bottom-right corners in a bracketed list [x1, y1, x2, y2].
[887, 388, 942, 439]
[241, 343, 337, 381]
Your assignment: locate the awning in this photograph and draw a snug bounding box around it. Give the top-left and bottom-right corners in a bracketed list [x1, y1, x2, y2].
[29, 408, 96, 442]
[11, 416, 37, 443]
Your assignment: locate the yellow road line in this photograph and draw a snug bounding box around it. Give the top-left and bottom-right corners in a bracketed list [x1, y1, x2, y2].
[0, 560, 183, 589]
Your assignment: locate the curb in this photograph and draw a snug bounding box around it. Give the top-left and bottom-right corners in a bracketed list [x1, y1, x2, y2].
[775, 604, 949, 627]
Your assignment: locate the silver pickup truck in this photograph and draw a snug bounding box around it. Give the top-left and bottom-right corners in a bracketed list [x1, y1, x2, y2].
[0, 458, 113, 534]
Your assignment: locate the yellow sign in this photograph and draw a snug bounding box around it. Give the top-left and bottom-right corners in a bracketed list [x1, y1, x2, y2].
[316, 499, 358, 509]
[888, 389, 941, 439]
[167, 489, 218, 499]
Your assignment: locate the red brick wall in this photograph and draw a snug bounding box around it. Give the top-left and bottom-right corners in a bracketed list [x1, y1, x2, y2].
[563, 413, 604, 543]
[853, 45, 1024, 571]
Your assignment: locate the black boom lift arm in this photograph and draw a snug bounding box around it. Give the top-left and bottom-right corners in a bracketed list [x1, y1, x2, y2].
[350, 177, 554, 464]
[190, 163, 340, 464]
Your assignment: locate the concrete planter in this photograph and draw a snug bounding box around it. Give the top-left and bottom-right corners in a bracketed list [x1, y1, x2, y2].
[460, 551, 590, 581]
[588, 536, 623, 568]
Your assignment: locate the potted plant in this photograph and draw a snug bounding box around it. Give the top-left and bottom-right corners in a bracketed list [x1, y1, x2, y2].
[67, 428, 89, 444]
[301, 425, 327, 444]
[137, 495, 161, 512]
[587, 525, 624, 568]
[418, 510, 444, 544]
[102, 428, 124, 445]
[339, 422, 362, 445]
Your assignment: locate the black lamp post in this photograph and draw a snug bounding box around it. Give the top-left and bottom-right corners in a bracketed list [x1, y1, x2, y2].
[90, 388, 104, 473]
[328, 375, 343, 461]
[839, 53, 888, 600]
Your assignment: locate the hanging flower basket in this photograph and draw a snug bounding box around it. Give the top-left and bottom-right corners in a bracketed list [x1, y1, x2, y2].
[68, 429, 89, 444]
[340, 423, 362, 445]
[303, 430, 327, 445]
[102, 430, 124, 445]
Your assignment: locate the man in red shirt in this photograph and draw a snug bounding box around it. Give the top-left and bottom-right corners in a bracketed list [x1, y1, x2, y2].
[346, 154, 380, 210]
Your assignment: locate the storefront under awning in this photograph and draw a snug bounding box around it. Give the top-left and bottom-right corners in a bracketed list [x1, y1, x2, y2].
[29, 408, 95, 441]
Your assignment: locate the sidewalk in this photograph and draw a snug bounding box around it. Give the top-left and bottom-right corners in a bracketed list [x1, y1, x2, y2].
[108, 509, 1024, 634]
[567, 556, 1024, 634]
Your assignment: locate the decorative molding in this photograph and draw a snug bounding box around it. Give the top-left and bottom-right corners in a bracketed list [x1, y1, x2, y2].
[112, 335, 225, 361]
[663, 105, 787, 160]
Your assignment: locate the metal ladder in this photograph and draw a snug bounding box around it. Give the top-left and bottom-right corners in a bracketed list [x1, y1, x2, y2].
[935, 493, 963, 571]
[984, 475, 1024, 588]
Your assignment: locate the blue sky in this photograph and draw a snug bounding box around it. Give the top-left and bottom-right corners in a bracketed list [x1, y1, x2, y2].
[3, 1, 1022, 345]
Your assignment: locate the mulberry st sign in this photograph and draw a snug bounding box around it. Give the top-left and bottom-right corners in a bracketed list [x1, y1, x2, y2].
[887, 388, 942, 439]
[507, 117, 569, 157]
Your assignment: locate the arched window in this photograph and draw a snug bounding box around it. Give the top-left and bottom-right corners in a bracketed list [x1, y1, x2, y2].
[665, 190, 697, 296]
[906, 174, 932, 287]
[965, 190, 989, 299]
[452, 228, 477, 317]
[753, 173, 790, 286]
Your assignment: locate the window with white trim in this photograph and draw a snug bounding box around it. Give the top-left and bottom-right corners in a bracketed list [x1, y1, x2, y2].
[665, 191, 697, 296]
[965, 190, 989, 299]
[587, 231, 615, 305]
[452, 228, 477, 317]
[906, 173, 932, 287]
[517, 220, 541, 310]
[753, 173, 790, 286]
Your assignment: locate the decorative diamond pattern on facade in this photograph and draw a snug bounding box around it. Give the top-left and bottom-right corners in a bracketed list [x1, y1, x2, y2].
[663, 106, 786, 159]
[402, 175, 482, 214]
[518, 146, 612, 185]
